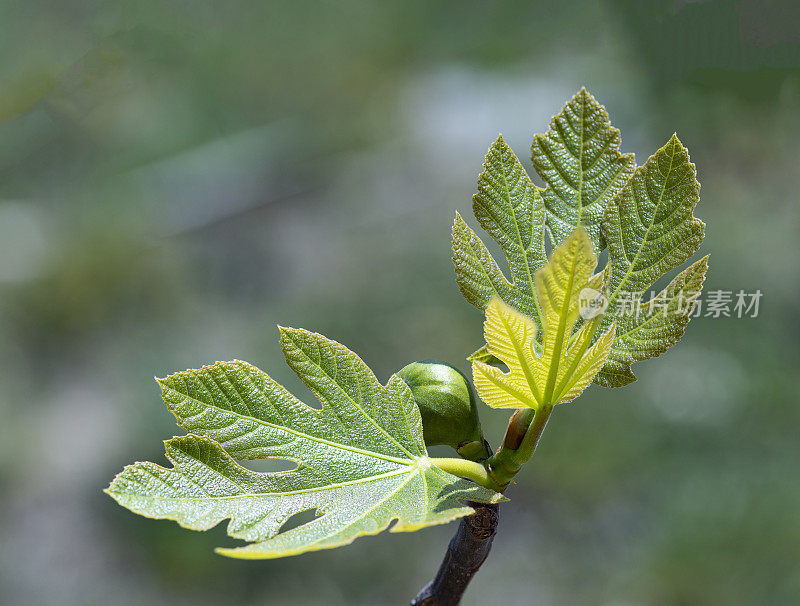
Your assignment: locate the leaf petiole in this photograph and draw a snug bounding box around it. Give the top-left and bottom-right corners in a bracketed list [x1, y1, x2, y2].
[430, 457, 505, 493]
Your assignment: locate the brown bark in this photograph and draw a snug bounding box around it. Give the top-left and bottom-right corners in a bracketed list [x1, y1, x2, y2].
[409, 502, 500, 606]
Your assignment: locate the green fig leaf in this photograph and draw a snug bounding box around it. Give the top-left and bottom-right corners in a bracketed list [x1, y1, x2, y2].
[531, 88, 636, 251]
[472, 229, 615, 410]
[453, 135, 547, 326]
[106, 328, 503, 559]
[455, 90, 707, 388]
[596, 134, 707, 386]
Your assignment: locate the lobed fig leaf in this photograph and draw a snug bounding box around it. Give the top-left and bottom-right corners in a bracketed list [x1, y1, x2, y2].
[453, 135, 547, 328]
[531, 87, 635, 251]
[454, 90, 707, 387]
[106, 328, 503, 559]
[596, 135, 707, 385]
[472, 228, 615, 410]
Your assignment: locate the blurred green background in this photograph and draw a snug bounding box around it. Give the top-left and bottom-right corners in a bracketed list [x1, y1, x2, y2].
[1, 1, 798, 604]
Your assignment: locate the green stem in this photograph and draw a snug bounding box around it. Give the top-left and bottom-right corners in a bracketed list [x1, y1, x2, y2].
[484, 404, 553, 490]
[432, 400, 555, 493]
[431, 457, 505, 493]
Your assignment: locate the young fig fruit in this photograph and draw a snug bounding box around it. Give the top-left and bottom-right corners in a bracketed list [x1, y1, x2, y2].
[397, 360, 489, 461]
